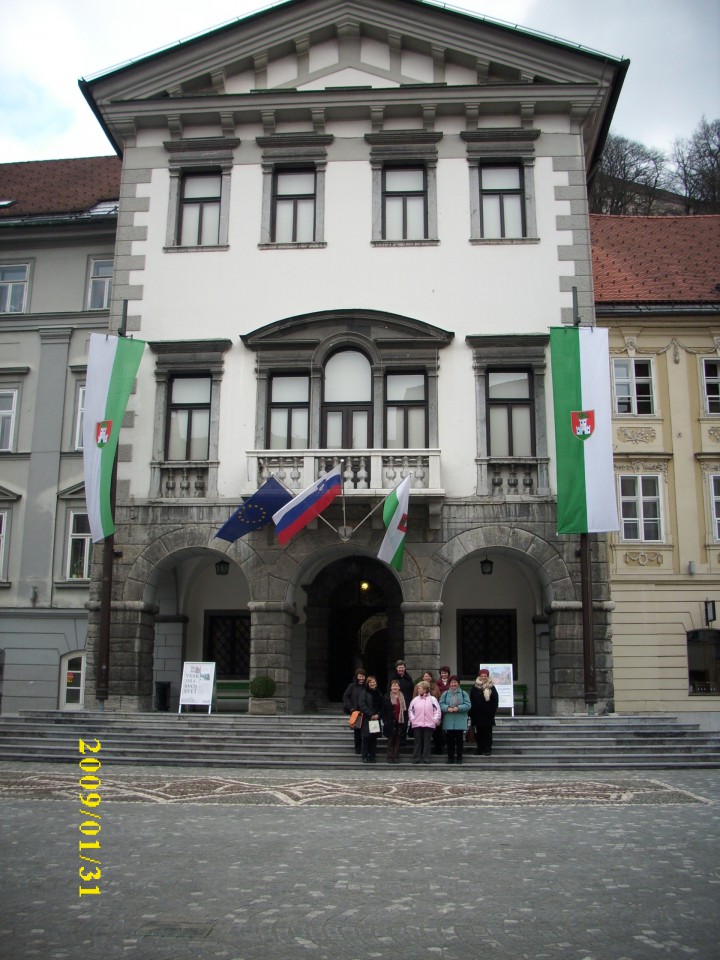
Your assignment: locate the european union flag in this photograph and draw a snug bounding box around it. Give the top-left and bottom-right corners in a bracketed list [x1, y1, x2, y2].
[215, 476, 293, 542]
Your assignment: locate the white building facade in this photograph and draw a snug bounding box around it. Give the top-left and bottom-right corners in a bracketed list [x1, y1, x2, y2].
[69, 0, 628, 713]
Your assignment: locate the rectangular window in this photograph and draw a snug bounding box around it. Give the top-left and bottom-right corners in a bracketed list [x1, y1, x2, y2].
[711, 476, 720, 540]
[480, 166, 524, 239]
[687, 629, 720, 694]
[702, 359, 720, 414]
[0, 389, 18, 451]
[268, 375, 310, 449]
[272, 170, 316, 243]
[178, 174, 221, 246]
[487, 370, 533, 457]
[383, 167, 427, 240]
[0, 264, 28, 313]
[67, 512, 92, 580]
[88, 259, 113, 310]
[612, 358, 654, 415]
[74, 386, 86, 451]
[619, 474, 662, 541]
[166, 376, 211, 460]
[386, 373, 427, 448]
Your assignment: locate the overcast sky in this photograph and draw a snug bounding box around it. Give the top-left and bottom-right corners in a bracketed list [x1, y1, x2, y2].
[1, 0, 718, 162]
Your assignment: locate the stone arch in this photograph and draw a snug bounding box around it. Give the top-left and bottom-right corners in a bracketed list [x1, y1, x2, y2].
[430, 524, 576, 606]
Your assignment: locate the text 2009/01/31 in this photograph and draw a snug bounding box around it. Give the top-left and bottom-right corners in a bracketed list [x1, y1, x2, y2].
[78, 738, 102, 897]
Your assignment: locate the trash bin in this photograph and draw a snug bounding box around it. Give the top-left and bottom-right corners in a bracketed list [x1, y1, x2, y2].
[154, 680, 171, 712]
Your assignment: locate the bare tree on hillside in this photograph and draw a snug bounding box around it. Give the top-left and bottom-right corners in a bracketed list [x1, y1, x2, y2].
[671, 117, 720, 213]
[589, 134, 669, 214]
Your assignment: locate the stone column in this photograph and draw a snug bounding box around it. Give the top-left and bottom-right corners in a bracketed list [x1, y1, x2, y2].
[85, 600, 158, 711]
[303, 603, 329, 712]
[546, 600, 615, 715]
[247, 600, 295, 713]
[401, 601, 442, 680]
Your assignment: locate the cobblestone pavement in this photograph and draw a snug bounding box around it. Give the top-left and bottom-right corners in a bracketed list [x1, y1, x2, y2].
[1, 763, 719, 960]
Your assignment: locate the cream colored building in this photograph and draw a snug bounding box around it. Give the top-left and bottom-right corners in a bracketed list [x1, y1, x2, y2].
[592, 214, 720, 727]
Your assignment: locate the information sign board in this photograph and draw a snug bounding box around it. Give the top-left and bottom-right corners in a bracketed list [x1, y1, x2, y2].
[479, 663, 515, 716]
[178, 662, 216, 714]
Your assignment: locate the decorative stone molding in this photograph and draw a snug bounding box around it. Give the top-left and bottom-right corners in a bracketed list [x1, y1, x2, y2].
[617, 426, 656, 444]
[623, 551, 664, 566]
[614, 457, 670, 481]
[708, 427, 720, 444]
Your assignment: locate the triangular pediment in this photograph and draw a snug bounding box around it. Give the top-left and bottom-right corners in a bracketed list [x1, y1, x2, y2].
[84, 0, 623, 104]
[0, 483, 22, 502]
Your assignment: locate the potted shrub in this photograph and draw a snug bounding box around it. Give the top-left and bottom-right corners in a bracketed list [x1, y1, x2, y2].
[248, 675, 277, 715]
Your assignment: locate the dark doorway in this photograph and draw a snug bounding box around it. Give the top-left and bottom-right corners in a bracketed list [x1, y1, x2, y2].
[205, 612, 251, 678]
[308, 556, 403, 703]
[457, 610, 517, 680]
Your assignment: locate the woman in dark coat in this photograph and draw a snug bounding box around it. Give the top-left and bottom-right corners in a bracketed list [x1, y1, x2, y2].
[469, 668, 499, 756]
[382, 679, 407, 763]
[342, 669, 367, 755]
[358, 675, 384, 764]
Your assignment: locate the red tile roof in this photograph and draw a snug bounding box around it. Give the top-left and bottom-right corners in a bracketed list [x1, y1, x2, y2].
[591, 214, 720, 304]
[0, 156, 121, 219]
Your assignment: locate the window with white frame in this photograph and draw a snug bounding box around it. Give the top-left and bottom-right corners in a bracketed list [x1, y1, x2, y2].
[487, 370, 534, 456]
[87, 259, 113, 309]
[710, 475, 720, 540]
[612, 358, 654, 415]
[702, 359, 720, 414]
[322, 350, 373, 449]
[0, 264, 28, 313]
[366, 131, 441, 244]
[386, 373, 427, 449]
[166, 376, 211, 460]
[619, 474, 662, 540]
[479, 165, 525, 239]
[268, 375, 309, 449]
[272, 169, 316, 243]
[382, 167, 428, 241]
[74, 385, 86, 451]
[178, 173, 222, 246]
[67, 512, 92, 580]
[0, 389, 18, 451]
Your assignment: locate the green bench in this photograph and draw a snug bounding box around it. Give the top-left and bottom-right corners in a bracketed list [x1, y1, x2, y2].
[214, 679, 250, 712]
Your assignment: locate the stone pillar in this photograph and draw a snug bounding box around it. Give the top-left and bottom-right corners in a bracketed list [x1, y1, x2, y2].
[401, 601, 442, 680]
[547, 600, 615, 715]
[247, 600, 295, 713]
[304, 603, 329, 712]
[85, 600, 158, 711]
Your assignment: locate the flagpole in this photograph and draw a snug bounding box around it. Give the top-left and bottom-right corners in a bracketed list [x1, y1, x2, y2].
[580, 532, 597, 715]
[95, 301, 127, 708]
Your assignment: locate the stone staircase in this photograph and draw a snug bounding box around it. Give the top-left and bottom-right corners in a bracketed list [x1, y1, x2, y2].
[1, 711, 719, 769]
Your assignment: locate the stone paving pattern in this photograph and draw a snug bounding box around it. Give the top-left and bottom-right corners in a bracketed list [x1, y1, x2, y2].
[1, 763, 719, 960]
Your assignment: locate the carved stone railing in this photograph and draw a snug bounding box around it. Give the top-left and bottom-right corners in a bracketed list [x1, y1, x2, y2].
[248, 449, 443, 493]
[150, 461, 213, 499]
[477, 457, 550, 498]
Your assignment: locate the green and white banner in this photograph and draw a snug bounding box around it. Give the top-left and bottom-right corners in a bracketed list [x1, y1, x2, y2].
[377, 475, 411, 571]
[550, 326, 618, 534]
[82, 334, 145, 543]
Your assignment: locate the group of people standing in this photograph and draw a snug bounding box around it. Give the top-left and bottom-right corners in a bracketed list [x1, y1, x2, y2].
[342, 661, 499, 765]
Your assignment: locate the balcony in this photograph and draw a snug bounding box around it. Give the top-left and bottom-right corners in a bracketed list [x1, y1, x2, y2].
[249, 449, 443, 495]
[477, 457, 550, 498]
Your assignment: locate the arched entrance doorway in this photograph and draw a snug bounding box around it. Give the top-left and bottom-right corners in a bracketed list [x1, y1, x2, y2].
[304, 556, 403, 705]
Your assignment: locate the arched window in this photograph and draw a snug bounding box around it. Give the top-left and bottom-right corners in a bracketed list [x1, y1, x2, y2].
[322, 350, 372, 449]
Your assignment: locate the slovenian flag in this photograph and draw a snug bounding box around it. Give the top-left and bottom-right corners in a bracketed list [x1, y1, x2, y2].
[550, 326, 619, 534]
[272, 465, 343, 545]
[377, 475, 411, 571]
[83, 333, 145, 543]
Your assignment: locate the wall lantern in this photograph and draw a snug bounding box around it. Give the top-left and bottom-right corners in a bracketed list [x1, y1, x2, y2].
[704, 599, 716, 627]
[480, 556, 494, 576]
[215, 559, 230, 577]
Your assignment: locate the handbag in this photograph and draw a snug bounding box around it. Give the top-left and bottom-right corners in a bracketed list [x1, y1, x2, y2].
[349, 710, 362, 730]
[368, 719, 380, 734]
[465, 724, 476, 744]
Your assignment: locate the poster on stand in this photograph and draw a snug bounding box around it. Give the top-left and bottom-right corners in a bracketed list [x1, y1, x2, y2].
[179, 662, 216, 713]
[479, 663, 515, 716]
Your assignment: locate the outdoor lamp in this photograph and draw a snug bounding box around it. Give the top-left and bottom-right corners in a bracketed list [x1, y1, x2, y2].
[480, 556, 494, 576]
[215, 559, 230, 576]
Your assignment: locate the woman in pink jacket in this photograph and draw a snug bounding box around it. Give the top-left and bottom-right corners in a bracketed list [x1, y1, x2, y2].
[408, 680, 441, 765]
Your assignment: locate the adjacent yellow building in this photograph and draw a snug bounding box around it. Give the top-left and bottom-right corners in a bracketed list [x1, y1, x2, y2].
[592, 214, 720, 726]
